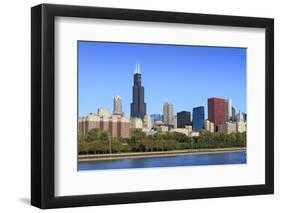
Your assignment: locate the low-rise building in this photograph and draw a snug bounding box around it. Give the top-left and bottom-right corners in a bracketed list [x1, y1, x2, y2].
[143, 114, 152, 130]
[218, 122, 236, 134]
[170, 127, 199, 137]
[153, 120, 169, 132]
[156, 125, 169, 132]
[185, 125, 192, 132]
[97, 108, 110, 117]
[190, 132, 200, 137]
[170, 128, 189, 136]
[236, 121, 246, 133]
[78, 111, 131, 138]
[130, 117, 143, 129]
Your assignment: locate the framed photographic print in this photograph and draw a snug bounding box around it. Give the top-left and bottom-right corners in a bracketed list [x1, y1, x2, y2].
[31, 3, 274, 209]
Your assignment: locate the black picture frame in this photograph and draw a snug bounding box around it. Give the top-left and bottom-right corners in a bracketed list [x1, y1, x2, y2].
[31, 3, 274, 209]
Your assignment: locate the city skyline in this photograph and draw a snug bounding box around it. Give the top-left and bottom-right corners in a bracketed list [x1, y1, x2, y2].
[78, 41, 246, 117]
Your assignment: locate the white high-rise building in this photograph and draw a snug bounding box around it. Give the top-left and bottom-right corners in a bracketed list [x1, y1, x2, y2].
[163, 102, 174, 126]
[236, 111, 244, 122]
[143, 114, 152, 130]
[225, 99, 232, 121]
[172, 115, 177, 129]
[204, 120, 215, 132]
[113, 96, 124, 116]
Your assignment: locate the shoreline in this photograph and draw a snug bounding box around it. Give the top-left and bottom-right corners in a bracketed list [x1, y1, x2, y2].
[78, 147, 246, 162]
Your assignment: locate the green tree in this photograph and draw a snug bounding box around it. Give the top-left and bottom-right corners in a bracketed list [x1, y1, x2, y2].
[78, 141, 89, 154]
[85, 128, 101, 142]
[100, 131, 109, 141]
[131, 129, 146, 151]
[173, 132, 187, 143]
[78, 133, 86, 143]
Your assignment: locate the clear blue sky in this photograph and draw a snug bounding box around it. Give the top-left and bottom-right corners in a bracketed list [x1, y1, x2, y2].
[78, 41, 246, 117]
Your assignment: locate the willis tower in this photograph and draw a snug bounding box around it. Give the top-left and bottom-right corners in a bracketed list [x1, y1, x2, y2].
[130, 61, 146, 119]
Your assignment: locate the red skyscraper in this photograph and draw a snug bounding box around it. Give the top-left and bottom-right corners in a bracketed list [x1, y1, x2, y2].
[208, 97, 226, 131]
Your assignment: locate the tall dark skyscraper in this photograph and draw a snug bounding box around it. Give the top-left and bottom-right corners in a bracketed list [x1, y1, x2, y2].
[192, 106, 205, 131]
[130, 62, 146, 119]
[177, 111, 191, 128]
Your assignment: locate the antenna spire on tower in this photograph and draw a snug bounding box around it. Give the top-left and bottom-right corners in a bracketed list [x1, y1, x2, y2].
[135, 61, 141, 74]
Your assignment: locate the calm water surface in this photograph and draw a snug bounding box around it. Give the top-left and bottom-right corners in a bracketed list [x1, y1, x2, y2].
[78, 151, 246, 171]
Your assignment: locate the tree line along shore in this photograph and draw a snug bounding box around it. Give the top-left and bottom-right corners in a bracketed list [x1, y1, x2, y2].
[78, 128, 246, 155]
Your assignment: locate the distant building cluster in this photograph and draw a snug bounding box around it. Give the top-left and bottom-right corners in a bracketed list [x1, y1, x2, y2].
[79, 62, 247, 138]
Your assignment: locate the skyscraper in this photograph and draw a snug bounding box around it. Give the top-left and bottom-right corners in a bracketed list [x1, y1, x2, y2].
[163, 102, 174, 126]
[177, 111, 191, 128]
[236, 111, 244, 122]
[151, 114, 163, 122]
[173, 115, 177, 129]
[192, 106, 205, 131]
[150, 114, 163, 127]
[225, 99, 232, 121]
[113, 96, 124, 116]
[231, 107, 236, 121]
[242, 113, 247, 122]
[208, 97, 226, 131]
[130, 62, 146, 119]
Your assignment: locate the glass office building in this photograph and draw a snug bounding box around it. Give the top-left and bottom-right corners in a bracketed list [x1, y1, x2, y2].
[192, 106, 205, 131]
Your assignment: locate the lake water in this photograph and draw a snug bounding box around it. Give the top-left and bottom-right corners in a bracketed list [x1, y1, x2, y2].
[78, 151, 246, 171]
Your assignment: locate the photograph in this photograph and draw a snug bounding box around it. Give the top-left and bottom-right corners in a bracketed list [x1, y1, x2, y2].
[77, 41, 247, 171]
[30, 3, 274, 209]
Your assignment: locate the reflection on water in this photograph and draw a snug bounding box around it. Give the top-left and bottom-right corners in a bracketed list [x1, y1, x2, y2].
[78, 151, 246, 171]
